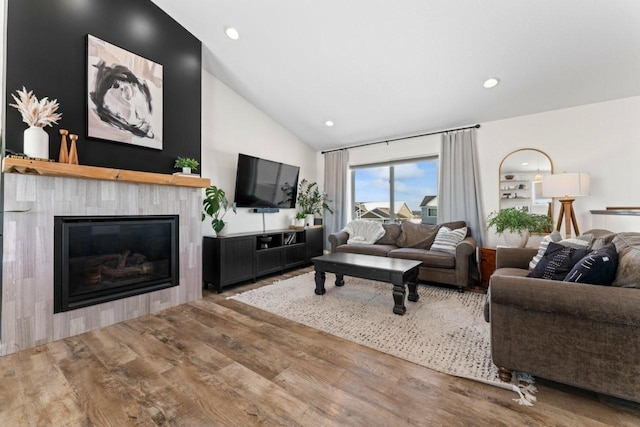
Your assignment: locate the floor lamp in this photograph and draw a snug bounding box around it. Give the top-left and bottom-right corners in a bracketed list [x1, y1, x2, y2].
[542, 173, 590, 238]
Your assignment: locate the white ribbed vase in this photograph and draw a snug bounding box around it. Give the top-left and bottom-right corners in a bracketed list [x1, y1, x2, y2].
[23, 126, 49, 159]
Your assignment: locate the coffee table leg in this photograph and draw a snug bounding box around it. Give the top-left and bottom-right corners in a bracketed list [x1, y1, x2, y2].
[407, 269, 419, 302]
[314, 271, 326, 295]
[392, 283, 407, 315]
[335, 274, 344, 287]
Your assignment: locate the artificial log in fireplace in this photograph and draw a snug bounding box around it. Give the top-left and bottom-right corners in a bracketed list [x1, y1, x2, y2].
[54, 215, 179, 313]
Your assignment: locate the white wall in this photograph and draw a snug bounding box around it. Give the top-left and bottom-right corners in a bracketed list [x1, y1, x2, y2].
[201, 70, 318, 235]
[478, 96, 640, 247]
[315, 96, 640, 248]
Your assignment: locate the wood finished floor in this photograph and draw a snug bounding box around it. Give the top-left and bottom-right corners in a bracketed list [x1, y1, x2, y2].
[1, 266, 639, 426]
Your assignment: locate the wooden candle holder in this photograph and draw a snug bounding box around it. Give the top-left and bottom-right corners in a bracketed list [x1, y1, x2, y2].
[68, 134, 79, 165]
[58, 129, 69, 163]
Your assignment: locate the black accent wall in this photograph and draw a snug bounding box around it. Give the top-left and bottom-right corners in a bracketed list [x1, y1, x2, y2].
[4, 0, 202, 174]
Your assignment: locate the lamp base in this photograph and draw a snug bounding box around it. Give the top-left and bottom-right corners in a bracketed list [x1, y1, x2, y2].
[556, 198, 580, 239]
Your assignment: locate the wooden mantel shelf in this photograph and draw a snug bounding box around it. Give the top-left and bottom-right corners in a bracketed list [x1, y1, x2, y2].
[2, 158, 211, 188]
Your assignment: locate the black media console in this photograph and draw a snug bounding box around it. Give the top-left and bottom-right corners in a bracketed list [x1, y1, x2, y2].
[203, 226, 324, 292]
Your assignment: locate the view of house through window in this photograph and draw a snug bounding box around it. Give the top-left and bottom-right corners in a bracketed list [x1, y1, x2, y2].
[352, 157, 438, 224]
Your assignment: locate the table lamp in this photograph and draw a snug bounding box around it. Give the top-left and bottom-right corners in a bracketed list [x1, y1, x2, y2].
[542, 173, 590, 238]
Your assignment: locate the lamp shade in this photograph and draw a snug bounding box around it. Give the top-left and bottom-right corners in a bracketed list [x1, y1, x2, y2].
[542, 173, 590, 198]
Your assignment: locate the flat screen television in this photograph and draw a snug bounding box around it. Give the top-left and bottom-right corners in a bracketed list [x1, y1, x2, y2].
[234, 153, 300, 208]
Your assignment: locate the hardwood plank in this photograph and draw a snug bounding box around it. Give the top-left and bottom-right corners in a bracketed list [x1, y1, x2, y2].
[0, 266, 639, 426]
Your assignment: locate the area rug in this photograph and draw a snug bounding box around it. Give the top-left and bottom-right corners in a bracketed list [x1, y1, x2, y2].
[229, 272, 537, 405]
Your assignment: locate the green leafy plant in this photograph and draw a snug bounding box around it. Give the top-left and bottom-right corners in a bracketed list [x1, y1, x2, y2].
[487, 208, 553, 235]
[297, 179, 334, 216]
[174, 156, 199, 171]
[202, 185, 236, 233]
[295, 211, 306, 220]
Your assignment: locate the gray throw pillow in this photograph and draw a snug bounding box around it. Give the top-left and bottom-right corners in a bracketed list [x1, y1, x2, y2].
[431, 226, 468, 255]
[612, 232, 640, 288]
[396, 221, 439, 249]
[376, 223, 402, 245]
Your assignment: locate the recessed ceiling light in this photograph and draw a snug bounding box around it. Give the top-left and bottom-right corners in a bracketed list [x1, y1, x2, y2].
[483, 78, 500, 88]
[224, 26, 239, 40]
[521, 162, 528, 166]
[325, 120, 334, 127]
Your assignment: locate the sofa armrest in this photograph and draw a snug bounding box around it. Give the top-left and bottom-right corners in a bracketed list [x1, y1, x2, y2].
[454, 236, 477, 286]
[490, 276, 640, 325]
[496, 247, 537, 270]
[328, 231, 349, 253]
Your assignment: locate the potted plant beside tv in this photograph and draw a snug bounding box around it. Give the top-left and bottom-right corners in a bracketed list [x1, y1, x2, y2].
[486, 207, 553, 247]
[202, 185, 236, 236]
[296, 179, 333, 227]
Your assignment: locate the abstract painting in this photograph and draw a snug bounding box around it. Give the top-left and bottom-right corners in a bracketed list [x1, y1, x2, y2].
[87, 34, 163, 150]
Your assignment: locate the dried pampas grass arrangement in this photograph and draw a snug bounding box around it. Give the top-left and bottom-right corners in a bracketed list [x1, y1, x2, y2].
[9, 87, 62, 128]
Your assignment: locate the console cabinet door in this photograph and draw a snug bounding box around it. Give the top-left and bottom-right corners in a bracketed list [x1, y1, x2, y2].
[203, 236, 255, 291]
[306, 227, 324, 259]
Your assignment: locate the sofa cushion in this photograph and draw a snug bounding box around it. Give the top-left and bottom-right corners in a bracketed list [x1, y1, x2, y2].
[439, 221, 467, 233]
[388, 248, 455, 268]
[396, 221, 439, 249]
[529, 233, 592, 270]
[376, 223, 402, 245]
[336, 243, 397, 257]
[431, 226, 468, 255]
[529, 230, 562, 270]
[587, 229, 617, 250]
[528, 242, 591, 281]
[564, 243, 618, 286]
[612, 232, 640, 288]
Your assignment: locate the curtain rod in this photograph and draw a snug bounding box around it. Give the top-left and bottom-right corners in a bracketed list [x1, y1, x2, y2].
[321, 124, 480, 155]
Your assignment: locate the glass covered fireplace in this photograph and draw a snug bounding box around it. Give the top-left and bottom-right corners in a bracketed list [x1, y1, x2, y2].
[54, 215, 179, 313]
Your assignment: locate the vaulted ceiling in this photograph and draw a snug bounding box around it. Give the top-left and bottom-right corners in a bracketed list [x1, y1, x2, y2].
[151, 0, 640, 151]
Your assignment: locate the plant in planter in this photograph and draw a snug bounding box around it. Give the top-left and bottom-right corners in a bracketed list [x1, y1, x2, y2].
[174, 157, 199, 174]
[297, 179, 333, 226]
[202, 185, 236, 234]
[487, 208, 553, 247]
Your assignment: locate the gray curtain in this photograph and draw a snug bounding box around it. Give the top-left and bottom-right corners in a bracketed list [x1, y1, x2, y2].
[323, 149, 349, 250]
[438, 128, 485, 248]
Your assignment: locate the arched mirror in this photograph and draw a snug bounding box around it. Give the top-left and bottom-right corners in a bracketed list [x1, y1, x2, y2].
[499, 149, 553, 215]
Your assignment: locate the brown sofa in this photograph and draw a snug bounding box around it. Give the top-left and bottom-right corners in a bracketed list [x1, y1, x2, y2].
[328, 220, 477, 291]
[487, 229, 640, 403]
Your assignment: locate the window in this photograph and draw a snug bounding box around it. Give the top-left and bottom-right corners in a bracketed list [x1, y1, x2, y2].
[351, 157, 438, 223]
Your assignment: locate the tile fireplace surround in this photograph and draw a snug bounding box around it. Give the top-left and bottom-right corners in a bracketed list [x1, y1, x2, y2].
[0, 159, 209, 356]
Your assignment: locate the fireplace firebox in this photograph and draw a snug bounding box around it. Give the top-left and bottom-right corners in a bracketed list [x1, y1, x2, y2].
[54, 215, 179, 313]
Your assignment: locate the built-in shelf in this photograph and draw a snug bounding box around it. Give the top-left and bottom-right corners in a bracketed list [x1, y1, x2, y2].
[2, 157, 211, 188]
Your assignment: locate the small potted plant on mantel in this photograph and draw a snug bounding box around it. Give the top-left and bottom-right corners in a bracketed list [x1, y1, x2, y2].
[296, 179, 333, 227]
[487, 207, 553, 247]
[174, 156, 199, 175]
[202, 185, 236, 236]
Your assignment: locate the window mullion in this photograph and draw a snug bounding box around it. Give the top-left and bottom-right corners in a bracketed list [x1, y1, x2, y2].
[389, 166, 395, 222]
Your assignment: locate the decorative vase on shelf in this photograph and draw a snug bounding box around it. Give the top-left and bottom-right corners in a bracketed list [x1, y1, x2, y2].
[295, 218, 305, 227]
[305, 214, 315, 227]
[182, 167, 191, 175]
[23, 126, 49, 159]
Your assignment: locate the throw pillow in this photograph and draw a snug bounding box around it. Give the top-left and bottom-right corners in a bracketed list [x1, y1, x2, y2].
[564, 243, 618, 285]
[376, 223, 402, 245]
[431, 226, 468, 255]
[528, 242, 591, 281]
[612, 232, 640, 288]
[396, 221, 439, 249]
[529, 230, 562, 270]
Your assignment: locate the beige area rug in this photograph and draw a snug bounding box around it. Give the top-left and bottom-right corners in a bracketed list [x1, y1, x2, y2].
[229, 272, 537, 405]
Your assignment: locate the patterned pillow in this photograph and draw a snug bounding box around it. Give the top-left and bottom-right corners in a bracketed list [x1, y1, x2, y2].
[528, 242, 591, 281]
[431, 226, 468, 255]
[529, 230, 562, 270]
[564, 243, 618, 285]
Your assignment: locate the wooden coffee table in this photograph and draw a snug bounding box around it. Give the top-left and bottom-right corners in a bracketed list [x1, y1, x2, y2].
[311, 252, 422, 315]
